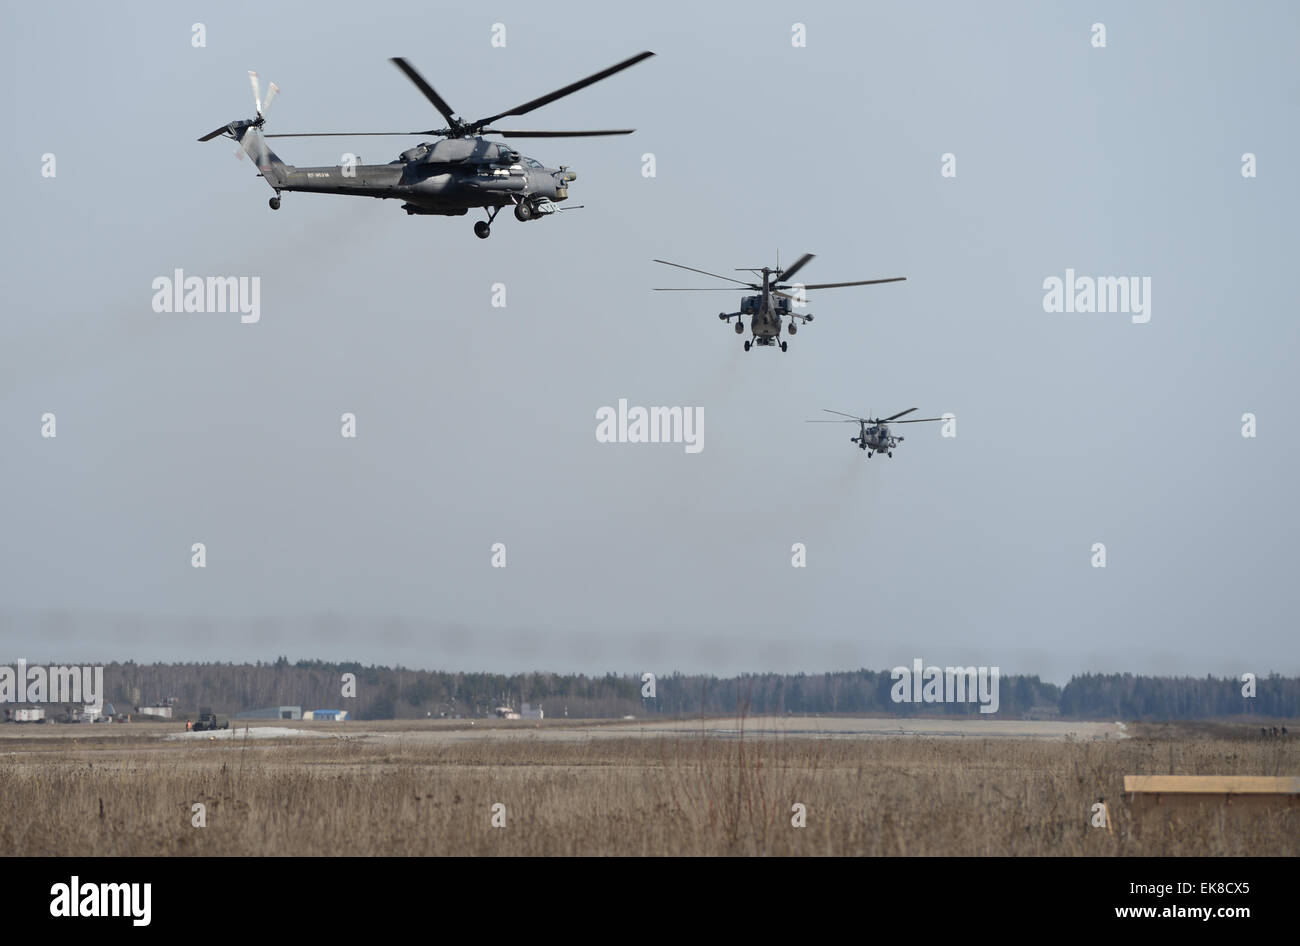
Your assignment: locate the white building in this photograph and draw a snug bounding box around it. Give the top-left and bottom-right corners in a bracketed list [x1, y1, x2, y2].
[303, 710, 350, 721]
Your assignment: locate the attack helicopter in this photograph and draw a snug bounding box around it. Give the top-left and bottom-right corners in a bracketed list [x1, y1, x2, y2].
[652, 254, 905, 351]
[198, 52, 654, 238]
[808, 408, 944, 458]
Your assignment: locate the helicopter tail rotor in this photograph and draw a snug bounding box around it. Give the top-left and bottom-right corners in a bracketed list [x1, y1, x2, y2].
[249, 71, 264, 117]
[196, 72, 291, 189]
[262, 79, 279, 114]
[198, 70, 281, 142]
[248, 71, 279, 120]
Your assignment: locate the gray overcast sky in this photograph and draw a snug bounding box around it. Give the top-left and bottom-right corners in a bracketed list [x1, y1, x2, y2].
[2, 1, 1298, 683]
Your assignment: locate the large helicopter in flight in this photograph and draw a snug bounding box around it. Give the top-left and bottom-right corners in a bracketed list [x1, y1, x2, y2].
[808, 408, 944, 458]
[652, 254, 905, 351]
[198, 52, 654, 238]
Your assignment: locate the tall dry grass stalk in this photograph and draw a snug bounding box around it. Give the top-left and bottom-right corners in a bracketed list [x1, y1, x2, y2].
[1, 725, 1294, 856]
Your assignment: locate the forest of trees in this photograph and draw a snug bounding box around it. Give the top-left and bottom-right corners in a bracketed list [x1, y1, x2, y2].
[86, 660, 1299, 722]
[1058, 672, 1297, 720]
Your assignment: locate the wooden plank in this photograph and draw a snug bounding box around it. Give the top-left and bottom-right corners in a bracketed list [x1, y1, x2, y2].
[1124, 775, 1300, 795]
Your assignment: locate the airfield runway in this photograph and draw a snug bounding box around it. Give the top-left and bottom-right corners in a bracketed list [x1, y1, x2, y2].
[140, 715, 1127, 743]
[1, 715, 1127, 748]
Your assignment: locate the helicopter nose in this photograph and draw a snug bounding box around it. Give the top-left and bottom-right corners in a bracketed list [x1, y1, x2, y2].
[550, 168, 576, 201]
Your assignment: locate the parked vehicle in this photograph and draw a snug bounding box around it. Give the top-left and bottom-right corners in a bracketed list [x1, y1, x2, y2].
[192, 707, 229, 732]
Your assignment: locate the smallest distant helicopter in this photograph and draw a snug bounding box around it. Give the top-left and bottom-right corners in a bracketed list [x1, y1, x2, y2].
[809, 408, 944, 458]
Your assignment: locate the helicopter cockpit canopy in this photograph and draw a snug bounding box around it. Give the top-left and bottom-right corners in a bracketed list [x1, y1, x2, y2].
[399, 142, 433, 163]
[401, 139, 488, 165]
[494, 145, 523, 166]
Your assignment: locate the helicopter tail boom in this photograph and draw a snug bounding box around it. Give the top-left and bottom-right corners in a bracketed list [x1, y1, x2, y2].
[232, 123, 291, 189]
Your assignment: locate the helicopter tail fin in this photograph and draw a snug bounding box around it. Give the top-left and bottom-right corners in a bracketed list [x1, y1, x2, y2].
[232, 124, 291, 189]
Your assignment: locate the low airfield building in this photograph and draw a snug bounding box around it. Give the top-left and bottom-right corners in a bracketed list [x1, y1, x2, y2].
[5, 707, 46, 723]
[303, 709, 349, 721]
[235, 706, 302, 720]
[495, 703, 544, 720]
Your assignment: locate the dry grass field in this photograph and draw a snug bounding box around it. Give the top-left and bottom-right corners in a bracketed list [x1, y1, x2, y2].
[1, 719, 1295, 856]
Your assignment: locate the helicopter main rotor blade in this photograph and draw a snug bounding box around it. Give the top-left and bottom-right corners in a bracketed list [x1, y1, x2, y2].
[776, 253, 815, 284]
[473, 51, 655, 128]
[267, 127, 639, 139]
[481, 128, 636, 137]
[265, 130, 441, 138]
[800, 277, 907, 290]
[652, 288, 755, 291]
[821, 409, 866, 421]
[884, 408, 918, 422]
[390, 57, 460, 128]
[894, 417, 946, 423]
[653, 259, 756, 287]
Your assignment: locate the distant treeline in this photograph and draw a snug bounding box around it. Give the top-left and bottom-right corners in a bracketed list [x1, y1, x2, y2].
[83, 661, 1299, 721]
[1058, 672, 1297, 721]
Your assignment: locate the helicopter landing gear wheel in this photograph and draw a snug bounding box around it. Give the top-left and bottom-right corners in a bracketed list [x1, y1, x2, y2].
[734, 321, 744, 334]
[269, 196, 281, 211]
[788, 322, 797, 335]
[743, 340, 751, 351]
[514, 201, 534, 222]
[888, 451, 893, 457]
[780, 341, 788, 352]
[475, 205, 502, 239]
[867, 451, 873, 458]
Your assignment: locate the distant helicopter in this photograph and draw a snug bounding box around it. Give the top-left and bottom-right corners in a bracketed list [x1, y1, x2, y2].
[198, 52, 654, 238]
[809, 408, 944, 458]
[653, 254, 905, 351]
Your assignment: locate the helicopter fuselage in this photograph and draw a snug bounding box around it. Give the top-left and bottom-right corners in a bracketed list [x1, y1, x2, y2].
[740, 291, 793, 339]
[854, 423, 901, 454]
[718, 277, 811, 349]
[263, 135, 575, 217]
